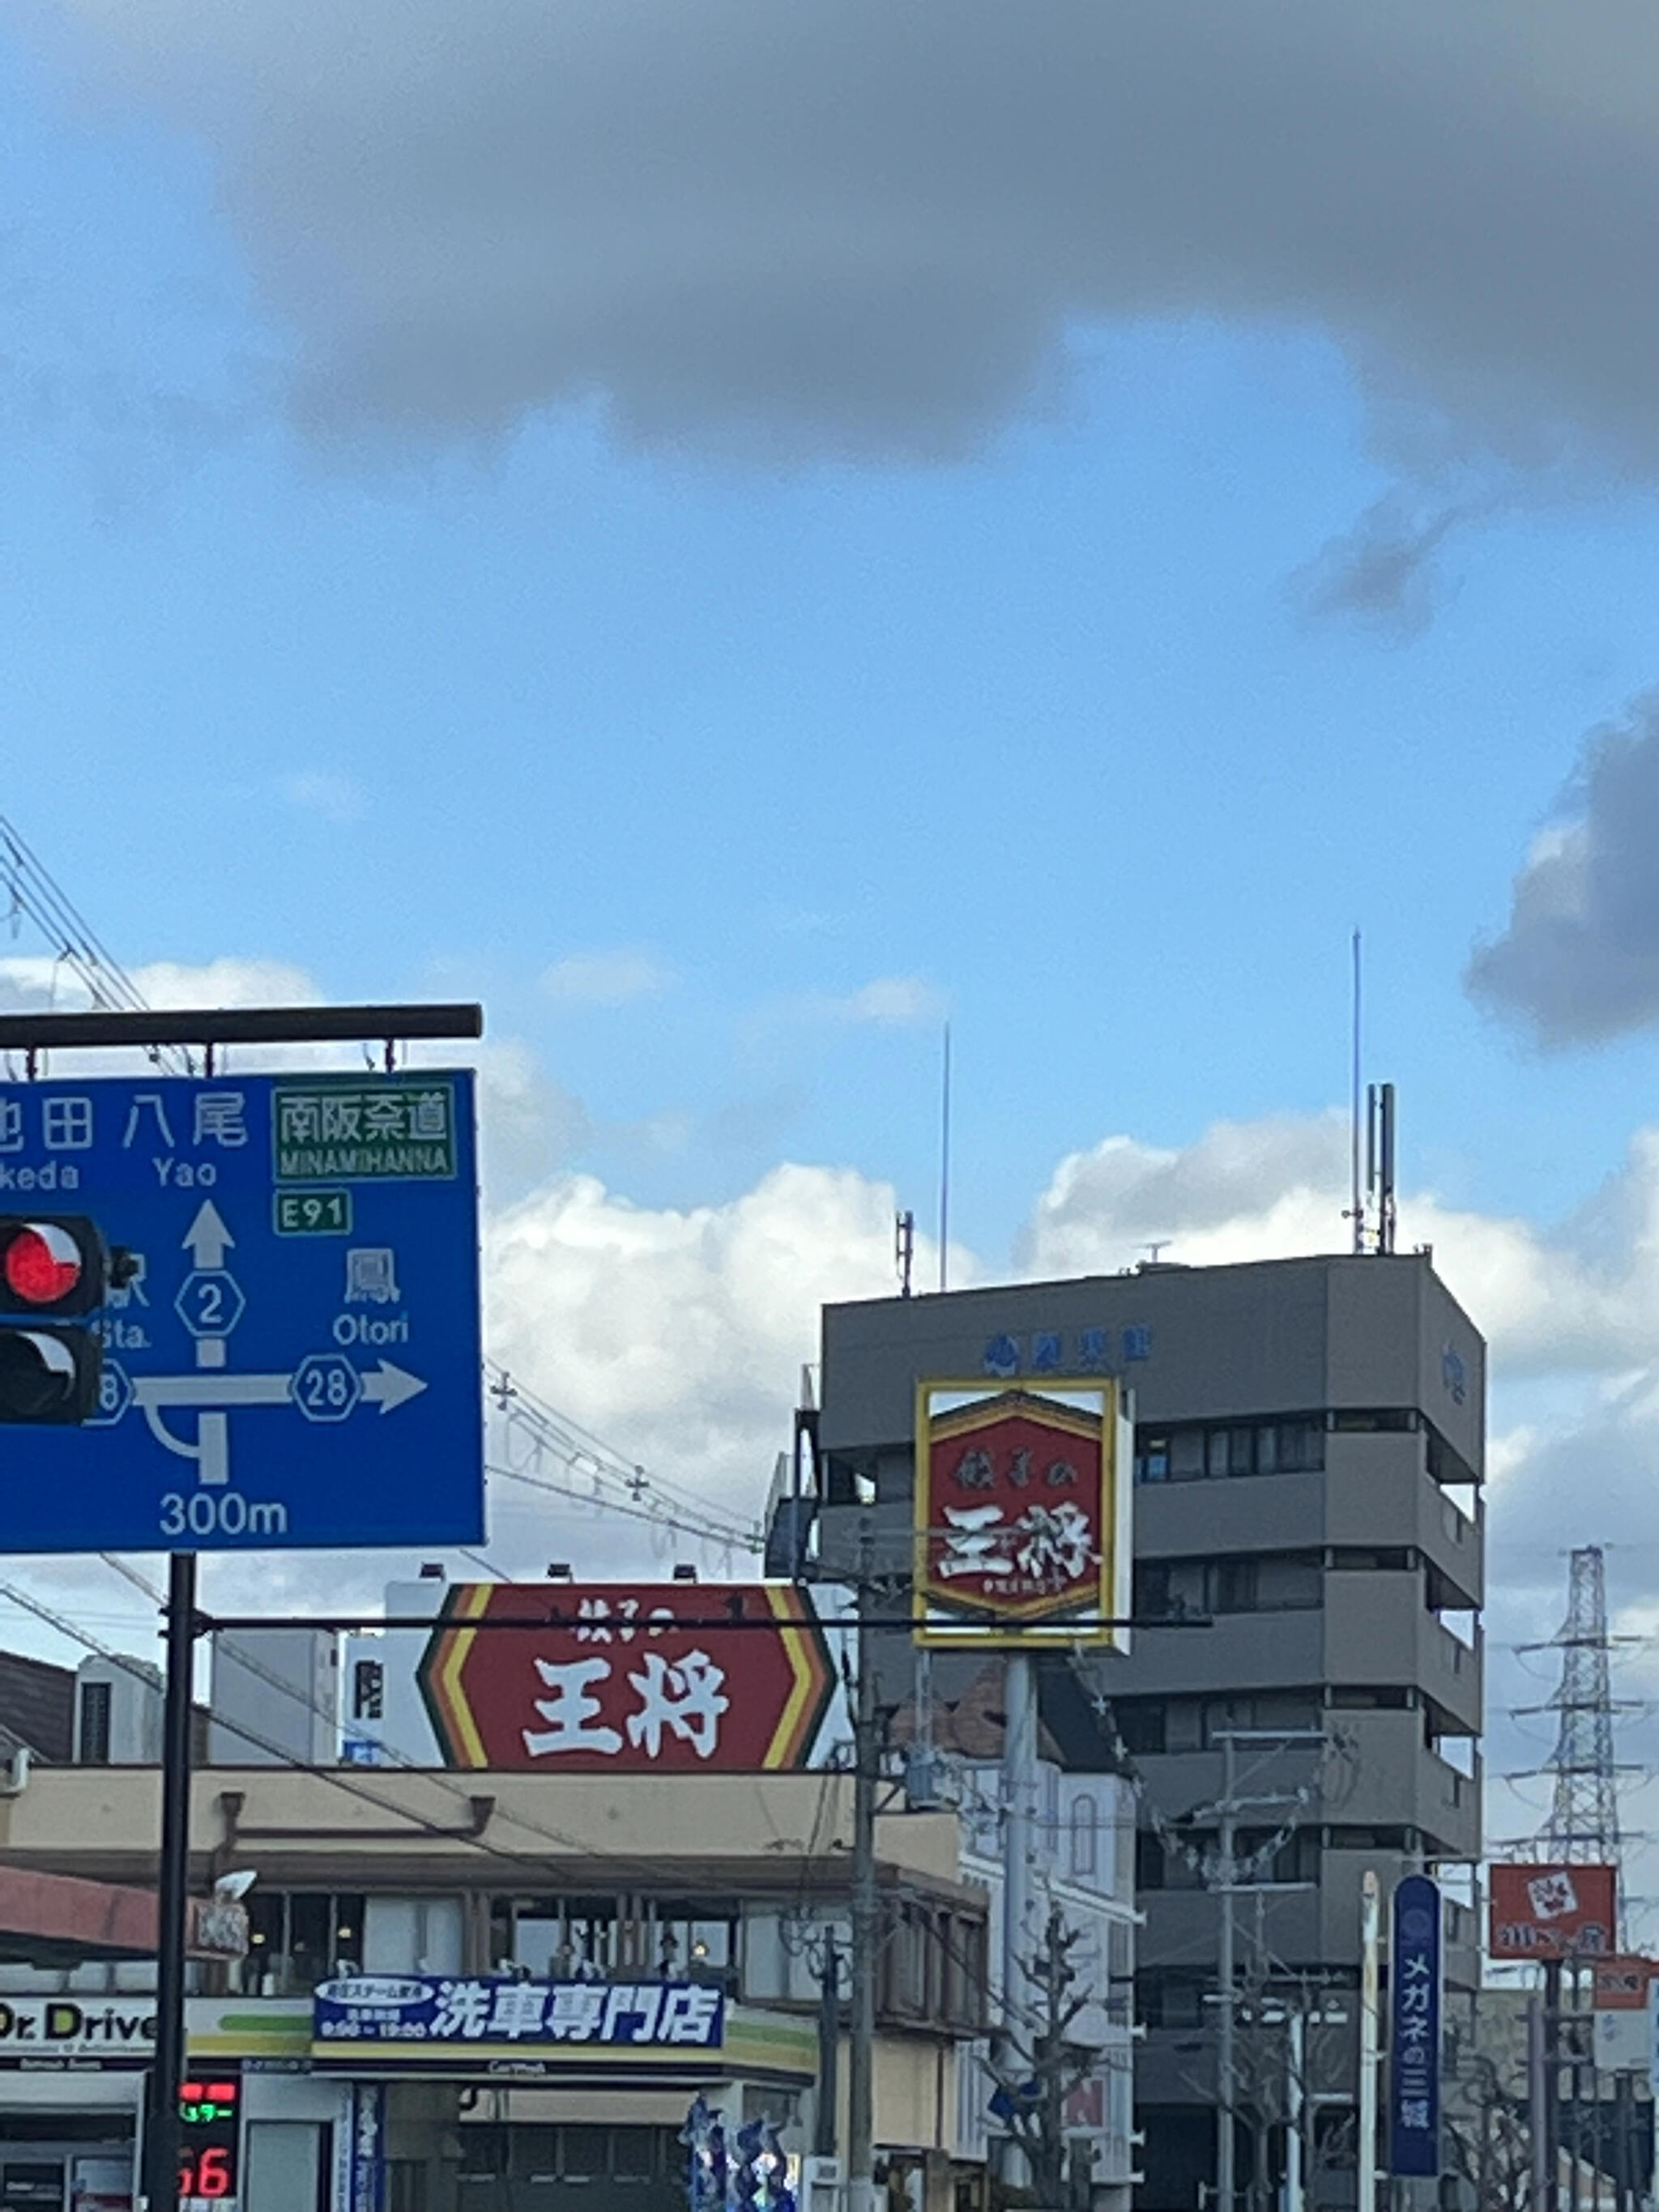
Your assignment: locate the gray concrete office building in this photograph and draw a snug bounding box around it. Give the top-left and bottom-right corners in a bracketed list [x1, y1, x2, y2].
[805, 1251, 1484, 2212]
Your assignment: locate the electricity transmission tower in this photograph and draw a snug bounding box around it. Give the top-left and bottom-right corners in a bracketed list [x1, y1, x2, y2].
[1538, 1545, 1623, 1867]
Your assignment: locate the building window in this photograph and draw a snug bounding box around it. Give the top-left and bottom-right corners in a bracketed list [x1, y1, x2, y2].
[1136, 1434, 1170, 1485]
[1137, 1973, 1203, 2029]
[1132, 1564, 1172, 1621]
[1069, 1796, 1098, 1879]
[350, 1660, 383, 1722]
[1272, 1421, 1324, 1473]
[1115, 1701, 1166, 1755]
[1134, 1834, 1166, 1891]
[1212, 1560, 1257, 1613]
[77, 1681, 111, 1767]
[1134, 1417, 1327, 1485]
[245, 1892, 365, 1992]
[489, 1896, 738, 1988]
[1169, 1430, 1206, 1481]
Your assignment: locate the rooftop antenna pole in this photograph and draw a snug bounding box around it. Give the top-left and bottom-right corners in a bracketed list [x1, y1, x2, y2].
[1377, 1082, 1397, 1257]
[1350, 930, 1365, 1254]
[938, 1021, 952, 1294]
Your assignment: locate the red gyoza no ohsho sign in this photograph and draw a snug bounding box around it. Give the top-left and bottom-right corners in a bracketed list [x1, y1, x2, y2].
[912, 1382, 1124, 1648]
[417, 1582, 836, 1771]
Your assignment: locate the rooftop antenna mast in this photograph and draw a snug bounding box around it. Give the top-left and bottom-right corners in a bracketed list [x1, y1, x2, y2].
[1347, 930, 1365, 1254]
[1367, 1081, 1397, 1256]
[937, 1021, 952, 1294]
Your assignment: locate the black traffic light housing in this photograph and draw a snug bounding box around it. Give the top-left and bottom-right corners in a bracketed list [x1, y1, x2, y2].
[0, 1216, 130, 1425]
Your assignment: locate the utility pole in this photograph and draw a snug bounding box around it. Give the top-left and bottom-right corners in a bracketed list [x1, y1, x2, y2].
[1217, 1731, 1238, 2212]
[1199, 1729, 1328, 2212]
[1529, 1992, 1550, 2212]
[814, 1928, 840, 2161]
[1285, 2002, 1306, 2212]
[143, 1552, 197, 2212]
[847, 1520, 879, 2212]
[1000, 1649, 1038, 2189]
[1358, 1871, 1380, 2212]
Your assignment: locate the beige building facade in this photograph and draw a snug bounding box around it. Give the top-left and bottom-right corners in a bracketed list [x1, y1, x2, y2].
[0, 1763, 992, 2212]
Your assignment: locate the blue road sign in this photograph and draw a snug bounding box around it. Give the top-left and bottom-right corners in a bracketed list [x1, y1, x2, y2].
[0, 1070, 482, 1551]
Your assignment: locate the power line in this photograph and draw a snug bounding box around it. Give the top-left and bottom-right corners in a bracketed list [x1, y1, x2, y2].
[85, 1554, 818, 1894]
[485, 1362, 760, 1553]
[0, 818, 194, 1074]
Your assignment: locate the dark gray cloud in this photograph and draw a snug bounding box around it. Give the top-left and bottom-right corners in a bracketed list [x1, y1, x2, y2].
[1469, 695, 1659, 1045]
[29, 0, 1659, 462]
[1292, 494, 1475, 641]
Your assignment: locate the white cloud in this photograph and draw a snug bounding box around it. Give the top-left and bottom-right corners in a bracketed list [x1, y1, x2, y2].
[1469, 691, 1659, 1046]
[484, 1161, 943, 1501]
[278, 769, 365, 824]
[37, 1, 1659, 475]
[129, 956, 325, 1011]
[1020, 1110, 1659, 1383]
[542, 950, 668, 1007]
[838, 977, 947, 1027]
[774, 976, 947, 1030]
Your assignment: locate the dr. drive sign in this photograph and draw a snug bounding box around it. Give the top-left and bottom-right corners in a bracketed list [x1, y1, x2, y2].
[0, 1072, 483, 1552]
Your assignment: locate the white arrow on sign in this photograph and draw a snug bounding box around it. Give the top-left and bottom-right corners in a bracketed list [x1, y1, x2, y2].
[134, 1362, 427, 1415]
[182, 1199, 234, 1270]
[137, 1361, 427, 1486]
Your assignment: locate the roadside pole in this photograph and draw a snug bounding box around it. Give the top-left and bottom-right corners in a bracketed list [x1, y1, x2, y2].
[847, 1521, 879, 2212]
[143, 1552, 196, 2212]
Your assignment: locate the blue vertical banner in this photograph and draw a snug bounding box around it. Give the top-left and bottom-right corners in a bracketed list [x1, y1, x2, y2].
[1388, 1873, 1443, 2177]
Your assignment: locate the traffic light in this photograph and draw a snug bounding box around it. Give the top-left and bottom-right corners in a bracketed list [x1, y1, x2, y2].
[0, 1218, 110, 1317]
[0, 1217, 121, 1425]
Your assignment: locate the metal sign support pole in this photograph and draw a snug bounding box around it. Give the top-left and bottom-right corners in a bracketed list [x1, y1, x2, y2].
[1217, 1731, 1238, 2212]
[143, 1552, 197, 2212]
[1359, 1871, 1380, 2212]
[1000, 1647, 1038, 2190]
[846, 1522, 878, 2212]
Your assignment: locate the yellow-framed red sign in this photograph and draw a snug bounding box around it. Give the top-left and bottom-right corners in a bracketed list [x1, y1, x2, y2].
[912, 1379, 1130, 1649]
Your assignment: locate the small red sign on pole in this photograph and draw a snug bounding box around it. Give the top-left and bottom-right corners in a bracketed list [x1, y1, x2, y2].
[1591, 1955, 1655, 2010]
[1488, 1864, 1618, 1960]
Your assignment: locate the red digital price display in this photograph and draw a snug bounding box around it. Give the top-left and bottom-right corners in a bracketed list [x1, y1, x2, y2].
[177, 2070, 241, 2204]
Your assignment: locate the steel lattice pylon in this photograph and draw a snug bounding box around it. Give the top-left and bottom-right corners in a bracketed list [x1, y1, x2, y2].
[1542, 1545, 1623, 1865]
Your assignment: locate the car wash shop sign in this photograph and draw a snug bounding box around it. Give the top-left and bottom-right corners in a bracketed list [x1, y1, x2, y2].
[313, 1977, 725, 2073]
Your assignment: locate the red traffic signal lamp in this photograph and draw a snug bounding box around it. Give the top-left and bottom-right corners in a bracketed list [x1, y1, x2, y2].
[0, 1216, 129, 1425]
[0, 1217, 112, 1317]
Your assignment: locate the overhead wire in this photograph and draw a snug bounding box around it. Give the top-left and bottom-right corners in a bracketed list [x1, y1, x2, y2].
[85, 1554, 825, 1894]
[0, 817, 194, 1074]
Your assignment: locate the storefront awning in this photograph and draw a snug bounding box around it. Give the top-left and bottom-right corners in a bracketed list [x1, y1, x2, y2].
[0, 1865, 245, 1966]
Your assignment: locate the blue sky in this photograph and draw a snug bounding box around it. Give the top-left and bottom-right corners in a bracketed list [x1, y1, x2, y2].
[7, 15, 1658, 1257]
[14, 2, 1659, 1848]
